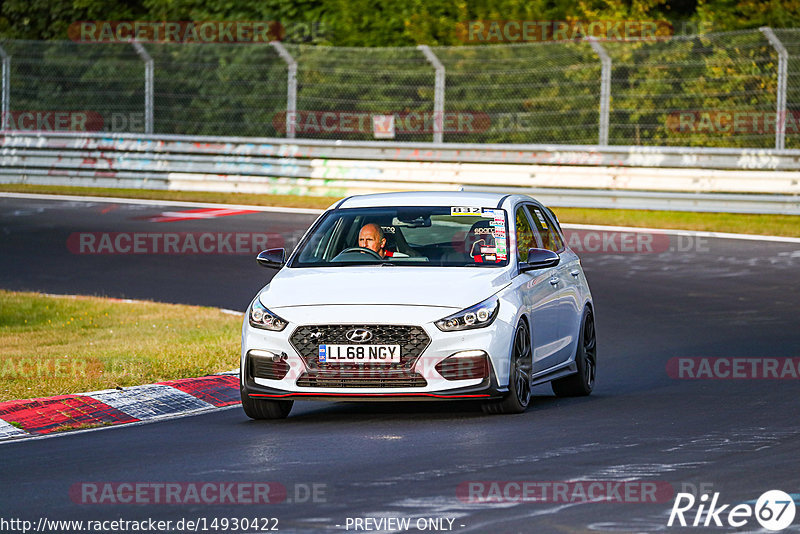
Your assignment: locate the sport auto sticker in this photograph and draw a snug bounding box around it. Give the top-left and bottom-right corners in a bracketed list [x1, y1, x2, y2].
[488, 209, 508, 260]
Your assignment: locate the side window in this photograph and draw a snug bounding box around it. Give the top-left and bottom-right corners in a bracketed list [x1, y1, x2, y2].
[545, 210, 564, 251]
[515, 207, 538, 261]
[298, 216, 340, 262]
[525, 205, 563, 252]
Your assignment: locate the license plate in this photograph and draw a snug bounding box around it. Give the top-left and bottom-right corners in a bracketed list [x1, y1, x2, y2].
[318, 344, 401, 363]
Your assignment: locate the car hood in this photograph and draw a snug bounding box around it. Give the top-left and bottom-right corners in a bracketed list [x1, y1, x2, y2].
[261, 267, 511, 310]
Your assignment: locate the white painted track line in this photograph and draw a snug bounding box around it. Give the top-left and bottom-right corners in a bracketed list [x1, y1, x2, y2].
[3, 191, 799, 243]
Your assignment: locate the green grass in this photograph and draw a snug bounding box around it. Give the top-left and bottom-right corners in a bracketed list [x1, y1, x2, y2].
[554, 208, 800, 238]
[2, 183, 799, 237]
[0, 290, 242, 402]
[0, 184, 339, 210]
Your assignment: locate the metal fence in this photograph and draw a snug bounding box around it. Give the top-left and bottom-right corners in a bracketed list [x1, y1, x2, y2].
[3, 28, 800, 148]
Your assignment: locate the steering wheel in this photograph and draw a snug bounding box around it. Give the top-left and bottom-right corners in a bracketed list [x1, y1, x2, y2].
[333, 247, 384, 260]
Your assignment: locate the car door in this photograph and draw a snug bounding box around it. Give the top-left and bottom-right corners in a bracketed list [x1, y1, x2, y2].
[513, 205, 562, 374]
[525, 204, 580, 366]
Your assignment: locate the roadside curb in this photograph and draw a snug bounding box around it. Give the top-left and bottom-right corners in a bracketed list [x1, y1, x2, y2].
[0, 372, 241, 442]
[0, 293, 245, 443]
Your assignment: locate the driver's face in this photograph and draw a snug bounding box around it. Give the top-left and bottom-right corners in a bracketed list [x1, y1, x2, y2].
[358, 226, 385, 254]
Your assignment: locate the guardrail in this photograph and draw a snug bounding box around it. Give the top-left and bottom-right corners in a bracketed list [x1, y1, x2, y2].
[1, 131, 799, 214]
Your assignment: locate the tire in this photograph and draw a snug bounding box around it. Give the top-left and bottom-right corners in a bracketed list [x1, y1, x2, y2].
[552, 308, 596, 397]
[241, 389, 293, 420]
[482, 320, 533, 415]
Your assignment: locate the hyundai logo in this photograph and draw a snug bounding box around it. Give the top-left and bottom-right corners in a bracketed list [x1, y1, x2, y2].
[345, 328, 373, 343]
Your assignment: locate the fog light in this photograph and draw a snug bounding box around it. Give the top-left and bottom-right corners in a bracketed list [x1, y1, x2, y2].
[248, 350, 289, 380]
[435, 350, 489, 381]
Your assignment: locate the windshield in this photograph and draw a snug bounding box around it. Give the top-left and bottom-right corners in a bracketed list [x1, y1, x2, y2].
[291, 206, 509, 267]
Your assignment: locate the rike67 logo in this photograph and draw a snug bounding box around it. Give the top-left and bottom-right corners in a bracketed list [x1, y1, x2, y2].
[668, 490, 796, 531]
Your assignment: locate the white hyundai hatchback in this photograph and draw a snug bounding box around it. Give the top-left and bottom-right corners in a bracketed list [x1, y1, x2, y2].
[240, 191, 595, 419]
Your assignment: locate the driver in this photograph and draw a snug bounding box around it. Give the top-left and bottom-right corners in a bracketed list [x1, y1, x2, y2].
[358, 223, 407, 258]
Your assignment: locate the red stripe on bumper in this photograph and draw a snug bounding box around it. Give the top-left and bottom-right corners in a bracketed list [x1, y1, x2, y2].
[249, 392, 491, 399]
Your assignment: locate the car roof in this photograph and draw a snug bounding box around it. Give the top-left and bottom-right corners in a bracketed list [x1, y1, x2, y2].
[335, 191, 535, 209]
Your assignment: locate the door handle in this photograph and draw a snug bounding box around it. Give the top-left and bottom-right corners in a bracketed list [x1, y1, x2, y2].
[549, 277, 560, 286]
[570, 270, 580, 277]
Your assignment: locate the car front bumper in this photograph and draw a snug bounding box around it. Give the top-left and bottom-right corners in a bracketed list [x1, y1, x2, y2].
[240, 304, 516, 400]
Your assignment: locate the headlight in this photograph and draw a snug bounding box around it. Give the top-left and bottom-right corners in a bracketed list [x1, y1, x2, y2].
[435, 296, 499, 332]
[249, 299, 288, 331]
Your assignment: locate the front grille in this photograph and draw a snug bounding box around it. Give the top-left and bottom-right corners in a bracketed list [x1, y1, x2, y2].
[296, 370, 427, 388]
[290, 324, 430, 372]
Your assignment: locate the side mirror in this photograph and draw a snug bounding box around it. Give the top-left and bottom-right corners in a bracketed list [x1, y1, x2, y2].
[520, 248, 559, 272]
[256, 248, 286, 269]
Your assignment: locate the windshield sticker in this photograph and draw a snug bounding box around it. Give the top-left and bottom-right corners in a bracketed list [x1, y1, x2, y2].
[481, 208, 496, 218]
[451, 206, 483, 216]
[532, 208, 549, 229]
[492, 210, 508, 260]
[481, 247, 496, 254]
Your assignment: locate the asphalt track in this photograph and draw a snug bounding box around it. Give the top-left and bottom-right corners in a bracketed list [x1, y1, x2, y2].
[1, 194, 800, 533]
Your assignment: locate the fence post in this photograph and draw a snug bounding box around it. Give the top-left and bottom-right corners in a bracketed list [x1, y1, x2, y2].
[418, 45, 446, 144]
[131, 42, 154, 134]
[0, 44, 10, 131]
[760, 27, 788, 150]
[270, 41, 297, 139]
[587, 37, 611, 146]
